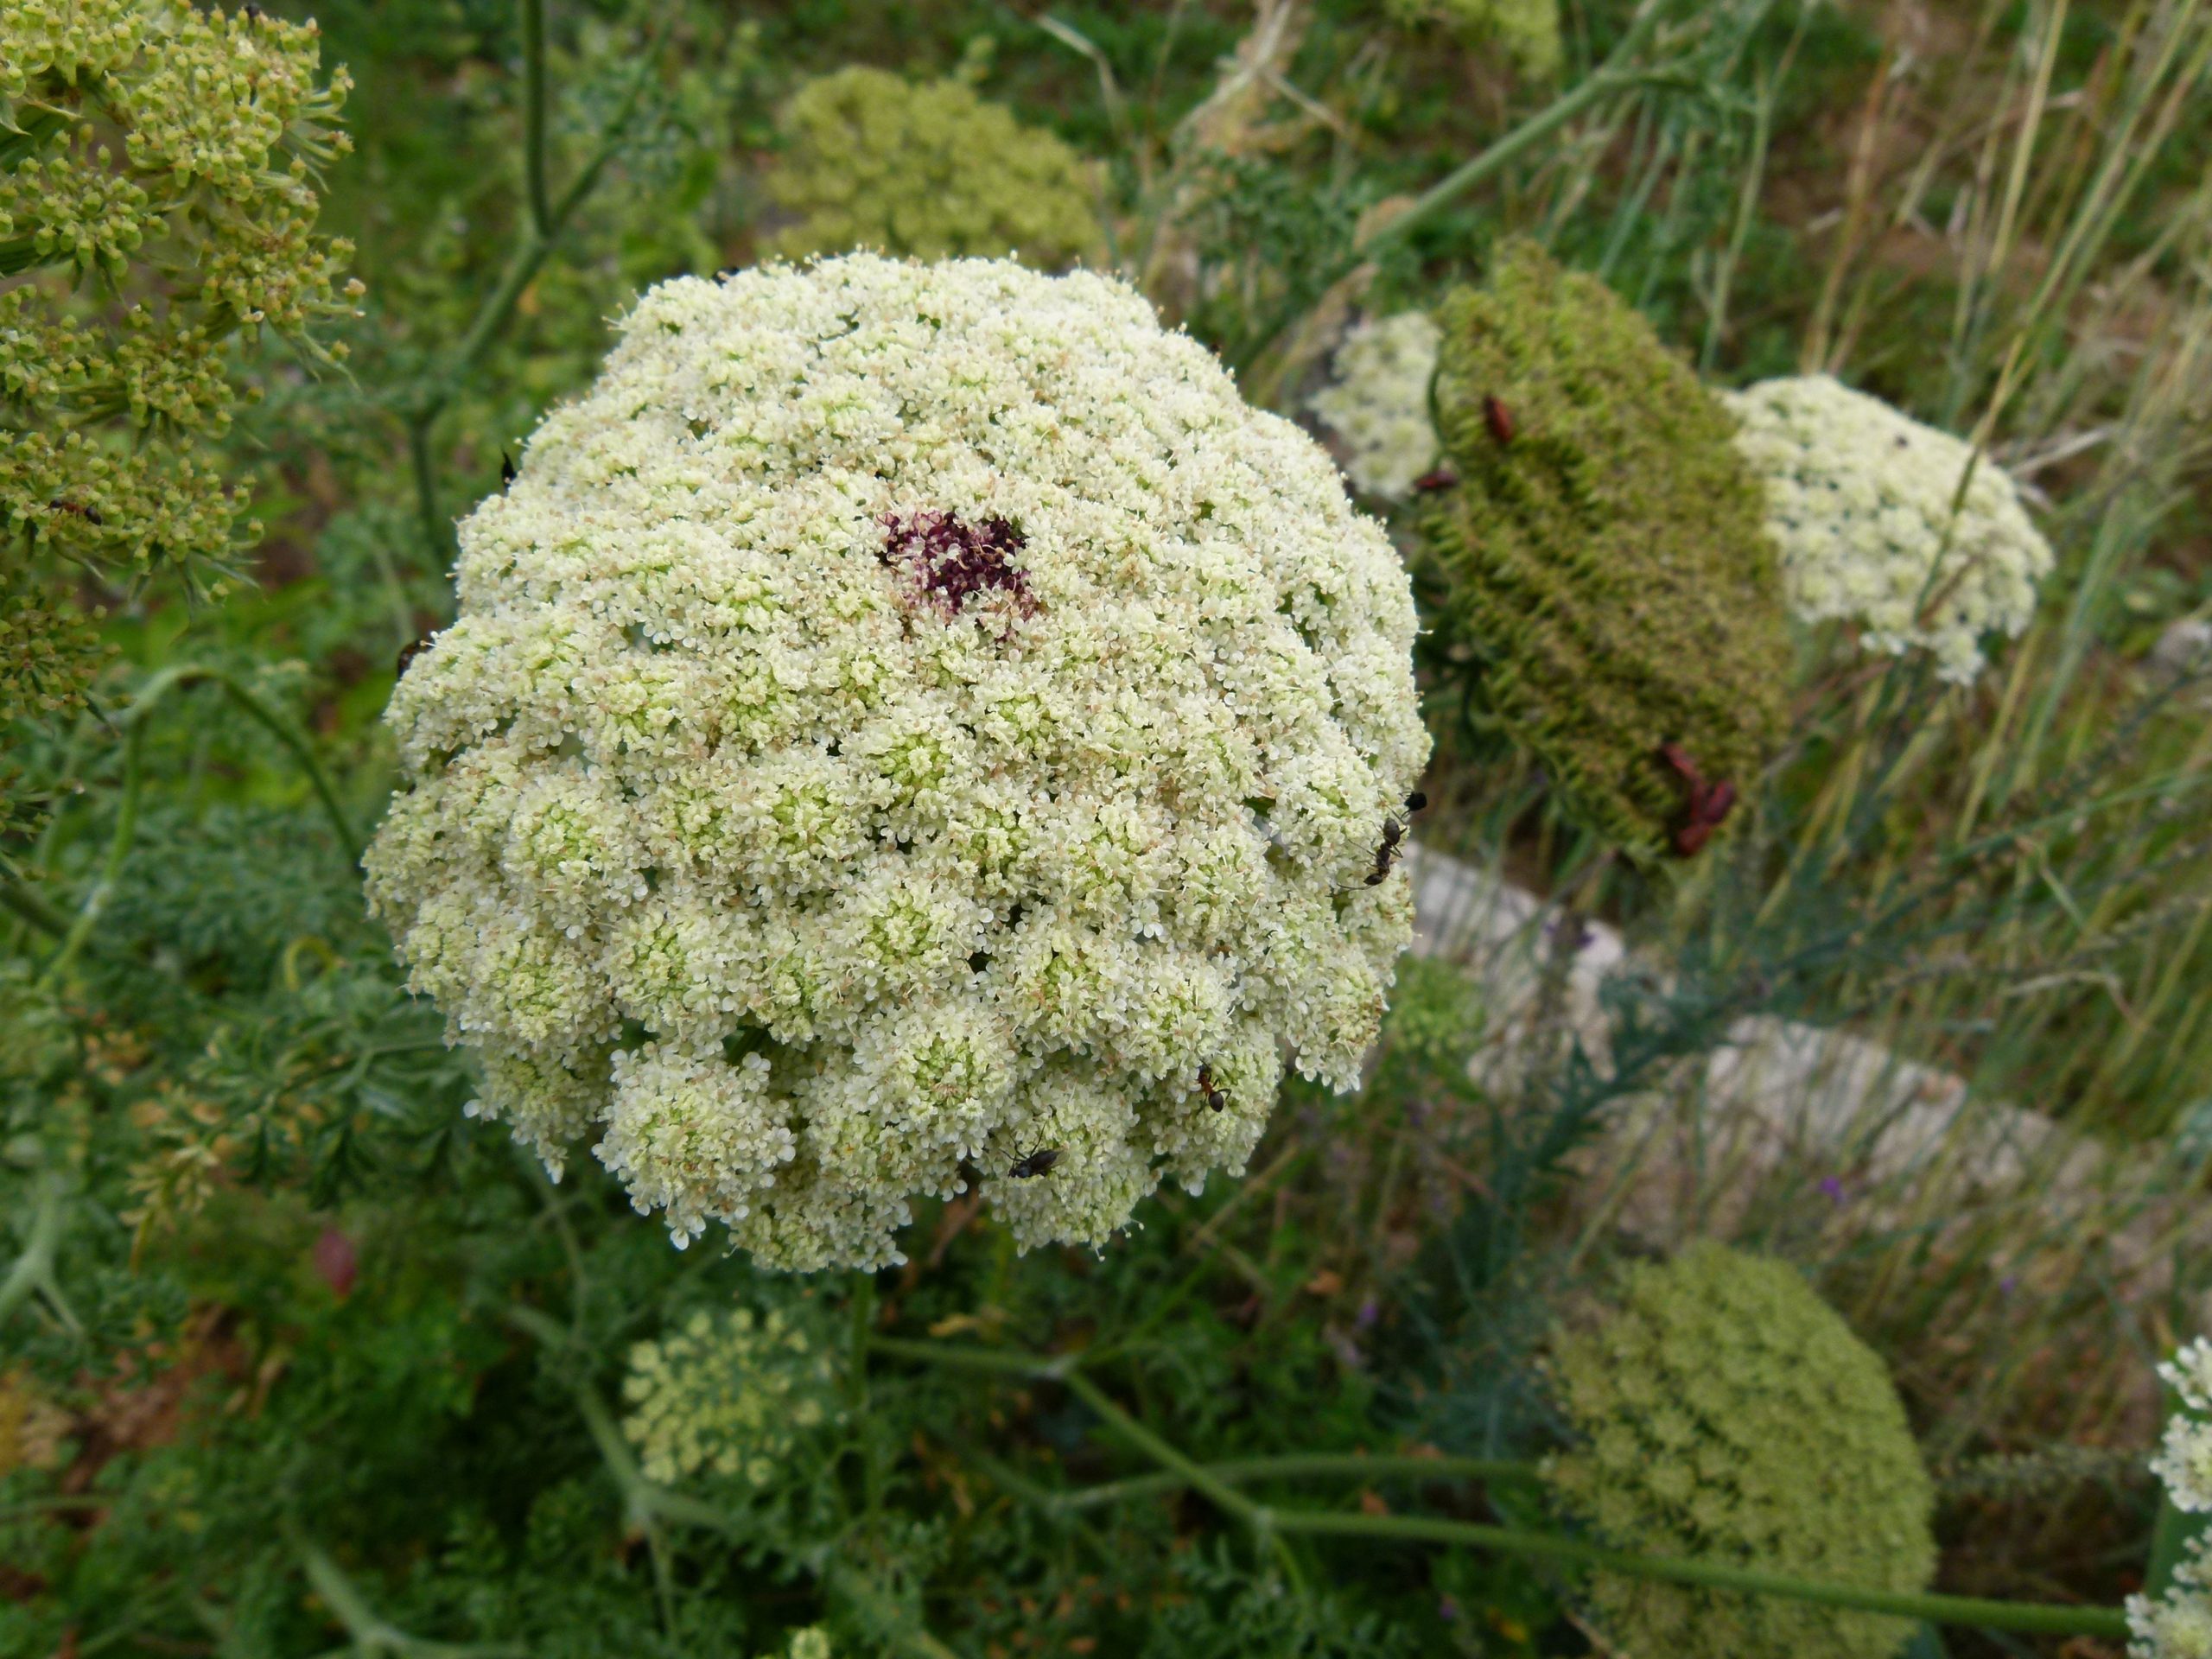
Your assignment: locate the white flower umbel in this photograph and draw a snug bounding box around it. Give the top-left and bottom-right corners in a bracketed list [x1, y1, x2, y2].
[2129, 1341, 2212, 1659]
[1725, 374, 2053, 684]
[1309, 311, 1442, 504]
[365, 254, 1428, 1271]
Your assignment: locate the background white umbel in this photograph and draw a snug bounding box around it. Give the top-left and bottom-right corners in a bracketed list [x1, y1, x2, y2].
[1726, 373, 2053, 683]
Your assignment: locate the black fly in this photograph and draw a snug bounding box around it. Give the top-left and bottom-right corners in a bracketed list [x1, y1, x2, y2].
[500, 450, 518, 487]
[1007, 1147, 1062, 1180]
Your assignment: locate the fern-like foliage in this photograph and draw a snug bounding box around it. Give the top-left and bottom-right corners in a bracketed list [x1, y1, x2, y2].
[1416, 241, 1788, 861]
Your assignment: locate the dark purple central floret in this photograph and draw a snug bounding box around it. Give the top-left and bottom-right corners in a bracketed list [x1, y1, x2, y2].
[880, 509, 1038, 619]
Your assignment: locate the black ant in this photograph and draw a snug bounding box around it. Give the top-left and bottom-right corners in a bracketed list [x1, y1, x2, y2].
[1197, 1065, 1226, 1112]
[48, 498, 103, 527]
[1362, 791, 1427, 887]
[1007, 1146, 1062, 1180]
[1364, 817, 1406, 886]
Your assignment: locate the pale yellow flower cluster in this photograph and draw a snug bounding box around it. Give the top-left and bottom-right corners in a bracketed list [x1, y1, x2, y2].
[620, 1306, 842, 1486]
[2130, 1339, 2212, 1659]
[366, 255, 1427, 1270]
[1309, 311, 1442, 504]
[1726, 375, 2052, 683]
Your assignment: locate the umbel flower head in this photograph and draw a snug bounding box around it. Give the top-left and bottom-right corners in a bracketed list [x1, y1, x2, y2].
[1308, 311, 1442, 504]
[1388, 0, 1563, 79]
[1543, 1242, 1937, 1659]
[1726, 374, 2053, 684]
[2128, 1338, 2212, 1659]
[621, 1301, 844, 1486]
[1, 0, 358, 725]
[1415, 242, 1789, 861]
[365, 254, 1428, 1272]
[766, 67, 1103, 269]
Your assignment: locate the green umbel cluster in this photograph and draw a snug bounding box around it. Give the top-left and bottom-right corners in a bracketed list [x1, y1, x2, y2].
[1544, 1243, 1938, 1659]
[0, 0, 357, 724]
[766, 67, 1103, 268]
[1389, 0, 1562, 79]
[1417, 242, 1788, 861]
[620, 1303, 844, 1487]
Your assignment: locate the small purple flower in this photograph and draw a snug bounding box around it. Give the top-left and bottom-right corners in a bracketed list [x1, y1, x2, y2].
[1437, 1595, 1460, 1623]
[1818, 1175, 1846, 1205]
[880, 509, 1038, 620]
[1998, 1274, 2018, 1295]
[1357, 1297, 1380, 1329]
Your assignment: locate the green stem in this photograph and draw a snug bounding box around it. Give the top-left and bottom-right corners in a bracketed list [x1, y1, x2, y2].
[1264, 1510, 2129, 1639]
[519, 0, 552, 240]
[870, 1334, 2130, 1640]
[865, 1333, 1075, 1379]
[0, 1170, 77, 1334]
[404, 9, 668, 560]
[1054, 1452, 1541, 1512]
[415, 16, 665, 429]
[0, 868, 79, 944]
[37, 702, 149, 988]
[1058, 1370, 1266, 1529]
[295, 1532, 525, 1657]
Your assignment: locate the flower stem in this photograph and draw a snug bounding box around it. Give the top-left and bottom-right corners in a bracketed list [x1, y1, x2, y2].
[1268, 1510, 2129, 1639]
[406, 1, 671, 558]
[866, 1332, 2129, 1640]
[1052, 1451, 1541, 1512]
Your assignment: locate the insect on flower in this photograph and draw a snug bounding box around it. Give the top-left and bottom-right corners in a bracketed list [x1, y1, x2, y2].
[1197, 1065, 1226, 1113]
[1366, 816, 1407, 886]
[1484, 394, 1516, 447]
[499, 451, 517, 487]
[49, 498, 105, 527]
[1007, 1146, 1062, 1180]
[1657, 741, 1737, 857]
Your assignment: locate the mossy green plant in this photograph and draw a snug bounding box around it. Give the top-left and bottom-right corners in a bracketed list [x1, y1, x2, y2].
[1416, 241, 1789, 861]
[766, 67, 1103, 268]
[1543, 1241, 1938, 1659]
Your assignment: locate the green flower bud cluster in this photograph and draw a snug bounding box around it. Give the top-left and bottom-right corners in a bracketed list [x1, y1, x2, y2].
[0, 0, 358, 725]
[621, 1302, 845, 1487]
[1543, 1242, 1938, 1659]
[766, 67, 1103, 269]
[1415, 242, 1789, 861]
[1389, 0, 1563, 79]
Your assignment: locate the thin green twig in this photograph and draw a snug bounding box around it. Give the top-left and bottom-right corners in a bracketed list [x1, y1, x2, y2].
[0, 1169, 79, 1334]
[1052, 1452, 1542, 1512]
[35, 665, 360, 987]
[868, 1333, 2130, 1639]
[406, 0, 671, 557]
